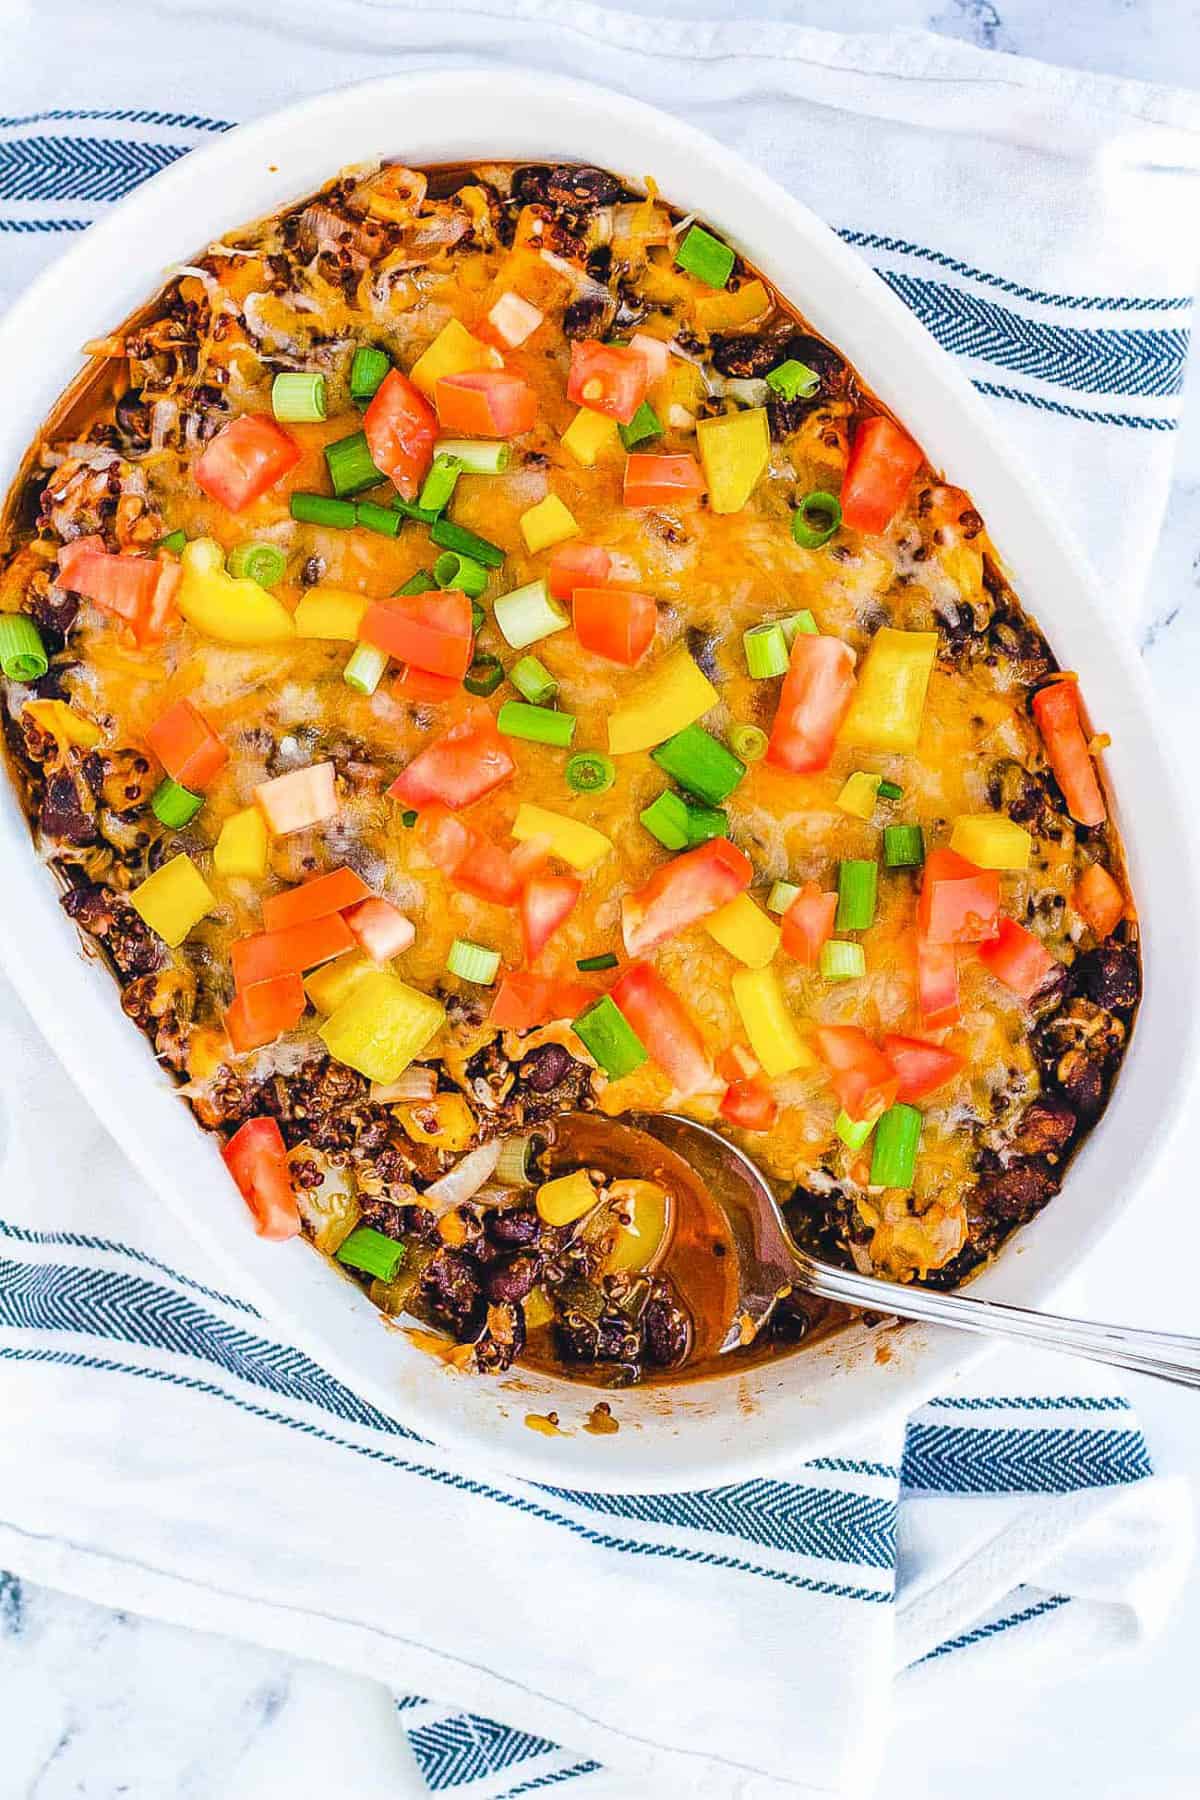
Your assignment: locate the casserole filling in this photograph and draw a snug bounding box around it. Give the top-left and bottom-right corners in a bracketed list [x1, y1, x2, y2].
[0, 159, 1139, 1386]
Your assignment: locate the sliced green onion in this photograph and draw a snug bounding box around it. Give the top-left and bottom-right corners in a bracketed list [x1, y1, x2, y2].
[878, 779, 904, 802]
[418, 453, 462, 515]
[401, 808, 418, 828]
[870, 1104, 922, 1188]
[433, 437, 511, 475]
[497, 699, 576, 748]
[683, 802, 728, 845]
[820, 940, 866, 982]
[509, 655, 558, 705]
[767, 880, 801, 916]
[765, 359, 821, 402]
[0, 615, 48, 682]
[430, 517, 505, 569]
[291, 492, 357, 529]
[883, 824, 925, 869]
[651, 722, 745, 806]
[395, 569, 435, 597]
[464, 653, 504, 697]
[640, 790, 690, 851]
[495, 1135, 537, 1185]
[433, 549, 489, 599]
[729, 723, 768, 763]
[470, 600, 486, 634]
[158, 529, 187, 555]
[343, 642, 388, 696]
[743, 622, 789, 679]
[355, 500, 403, 539]
[392, 497, 441, 525]
[835, 1110, 877, 1152]
[565, 752, 615, 794]
[494, 580, 568, 649]
[447, 938, 501, 985]
[271, 371, 326, 424]
[325, 430, 385, 497]
[675, 224, 735, 289]
[836, 859, 878, 931]
[151, 776, 203, 828]
[226, 541, 286, 588]
[792, 490, 842, 550]
[349, 345, 390, 406]
[619, 401, 663, 450]
[335, 1224, 406, 1281]
[577, 951, 619, 972]
[572, 993, 648, 1079]
[779, 610, 818, 644]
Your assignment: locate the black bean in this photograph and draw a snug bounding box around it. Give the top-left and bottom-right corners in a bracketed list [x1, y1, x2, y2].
[485, 1253, 540, 1304]
[520, 1043, 571, 1092]
[486, 1205, 541, 1248]
[1072, 942, 1139, 1012]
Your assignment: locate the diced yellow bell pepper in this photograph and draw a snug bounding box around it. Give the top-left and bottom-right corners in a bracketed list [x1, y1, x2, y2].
[293, 586, 368, 641]
[668, 360, 706, 415]
[693, 278, 771, 335]
[704, 893, 781, 969]
[593, 1180, 669, 1275]
[561, 406, 621, 468]
[212, 806, 269, 880]
[396, 1093, 476, 1152]
[950, 812, 1032, 872]
[178, 539, 295, 645]
[536, 1169, 598, 1227]
[523, 1286, 556, 1330]
[511, 802, 612, 872]
[520, 494, 579, 554]
[731, 967, 815, 1078]
[304, 949, 378, 1015]
[129, 853, 216, 948]
[319, 971, 445, 1084]
[839, 628, 938, 753]
[608, 643, 718, 756]
[408, 319, 501, 397]
[22, 698, 102, 750]
[836, 771, 882, 821]
[697, 407, 770, 514]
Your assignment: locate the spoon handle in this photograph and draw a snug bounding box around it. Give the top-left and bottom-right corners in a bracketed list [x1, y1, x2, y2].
[799, 1261, 1200, 1390]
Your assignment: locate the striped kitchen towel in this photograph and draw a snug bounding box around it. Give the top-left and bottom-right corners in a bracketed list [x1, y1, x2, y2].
[1, 8, 1199, 1797]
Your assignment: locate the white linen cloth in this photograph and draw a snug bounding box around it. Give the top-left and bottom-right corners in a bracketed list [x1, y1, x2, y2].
[1, 7, 1198, 1797]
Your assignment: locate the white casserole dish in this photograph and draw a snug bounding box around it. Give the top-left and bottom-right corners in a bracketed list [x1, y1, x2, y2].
[0, 71, 1195, 1493]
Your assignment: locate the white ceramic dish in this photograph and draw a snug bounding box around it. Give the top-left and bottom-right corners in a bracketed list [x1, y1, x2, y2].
[1, 71, 1195, 1493]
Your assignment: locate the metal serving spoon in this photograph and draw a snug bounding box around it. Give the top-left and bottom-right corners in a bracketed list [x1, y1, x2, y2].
[568, 1112, 1200, 1389]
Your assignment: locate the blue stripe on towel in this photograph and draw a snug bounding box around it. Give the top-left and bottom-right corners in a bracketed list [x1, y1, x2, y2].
[837, 229, 1193, 312]
[0, 136, 188, 203]
[902, 1424, 1153, 1493]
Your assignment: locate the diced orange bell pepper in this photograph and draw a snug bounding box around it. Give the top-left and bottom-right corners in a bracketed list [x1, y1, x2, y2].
[977, 916, 1061, 1000]
[489, 973, 599, 1031]
[262, 866, 371, 931]
[231, 913, 356, 989]
[917, 849, 1000, 945]
[812, 1025, 899, 1121]
[1071, 862, 1125, 938]
[224, 973, 307, 1054]
[1031, 680, 1107, 829]
[146, 697, 228, 790]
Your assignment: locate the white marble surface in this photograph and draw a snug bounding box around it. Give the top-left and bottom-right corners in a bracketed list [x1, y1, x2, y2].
[7, 2, 1200, 1795]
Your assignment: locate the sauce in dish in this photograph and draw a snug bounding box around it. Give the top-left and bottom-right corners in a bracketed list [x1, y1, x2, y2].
[0, 159, 1139, 1386]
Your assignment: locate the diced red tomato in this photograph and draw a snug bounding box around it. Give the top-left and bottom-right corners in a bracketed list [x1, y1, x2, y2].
[573, 587, 657, 666]
[916, 936, 960, 1029]
[224, 974, 307, 1055]
[811, 1025, 899, 1122]
[882, 1034, 966, 1103]
[622, 838, 754, 956]
[343, 897, 416, 963]
[456, 839, 548, 907]
[362, 369, 438, 503]
[388, 712, 515, 811]
[145, 697, 228, 789]
[521, 874, 582, 962]
[413, 804, 475, 875]
[1032, 680, 1107, 829]
[566, 342, 647, 425]
[548, 542, 612, 601]
[977, 916, 1061, 1001]
[622, 454, 706, 510]
[719, 1077, 778, 1131]
[194, 414, 300, 513]
[57, 538, 181, 648]
[393, 663, 461, 703]
[766, 634, 857, 774]
[610, 961, 715, 1096]
[840, 416, 923, 535]
[917, 849, 1000, 945]
[780, 881, 838, 965]
[629, 332, 670, 384]
[489, 973, 599, 1032]
[1072, 862, 1125, 938]
[434, 371, 538, 437]
[221, 1116, 299, 1240]
[230, 914, 356, 989]
[262, 867, 371, 932]
[361, 589, 474, 680]
[716, 1044, 760, 1085]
